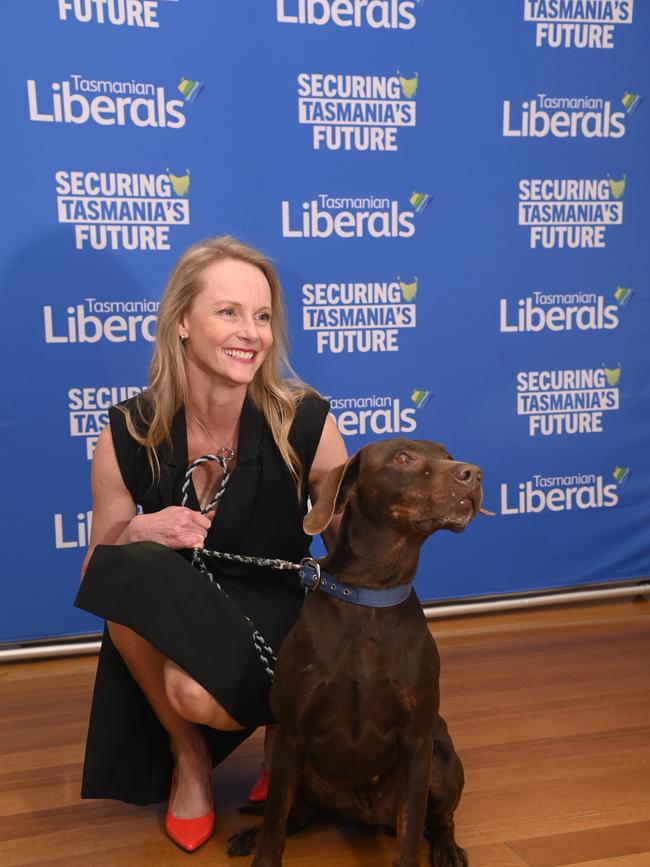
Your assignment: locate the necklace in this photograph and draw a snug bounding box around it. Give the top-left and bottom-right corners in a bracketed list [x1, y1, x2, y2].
[191, 412, 236, 463]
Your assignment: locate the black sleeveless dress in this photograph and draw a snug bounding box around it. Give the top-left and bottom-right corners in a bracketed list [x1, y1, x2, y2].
[74, 391, 329, 806]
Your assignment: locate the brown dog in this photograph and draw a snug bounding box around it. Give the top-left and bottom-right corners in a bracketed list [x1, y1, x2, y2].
[229, 438, 484, 867]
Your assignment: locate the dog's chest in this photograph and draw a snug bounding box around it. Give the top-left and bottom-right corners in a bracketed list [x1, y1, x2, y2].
[274, 595, 438, 763]
[300, 668, 414, 782]
[297, 623, 430, 769]
[307, 667, 417, 729]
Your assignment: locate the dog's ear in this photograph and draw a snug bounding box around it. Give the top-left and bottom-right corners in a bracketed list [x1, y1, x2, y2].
[303, 452, 360, 536]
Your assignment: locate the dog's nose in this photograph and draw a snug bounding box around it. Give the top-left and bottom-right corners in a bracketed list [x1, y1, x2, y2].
[452, 463, 482, 485]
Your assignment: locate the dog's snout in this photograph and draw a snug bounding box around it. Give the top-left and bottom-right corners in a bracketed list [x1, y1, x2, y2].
[453, 463, 482, 485]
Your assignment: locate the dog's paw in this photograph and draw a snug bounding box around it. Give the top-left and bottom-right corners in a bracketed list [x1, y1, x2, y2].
[430, 843, 469, 867]
[227, 826, 260, 857]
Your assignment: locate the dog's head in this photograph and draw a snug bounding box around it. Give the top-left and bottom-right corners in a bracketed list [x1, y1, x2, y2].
[304, 438, 484, 538]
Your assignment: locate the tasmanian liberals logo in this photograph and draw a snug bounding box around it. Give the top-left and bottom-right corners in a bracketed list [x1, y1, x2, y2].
[297, 71, 417, 151]
[328, 391, 428, 437]
[276, 0, 418, 29]
[281, 190, 430, 239]
[502, 92, 641, 139]
[44, 297, 158, 345]
[516, 365, 620, 436]
[518, 175, 624, 249]
[27, 73, 202, 129]
[55, 168, 190, 251]
[500, 467, 628, 516]
[499, 286, 633, 333]
[302, 276, 417, 353]
[524, 0, 634, 49]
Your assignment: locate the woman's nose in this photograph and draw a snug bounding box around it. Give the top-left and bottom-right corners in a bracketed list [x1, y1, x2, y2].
[236, 315, 259, 341]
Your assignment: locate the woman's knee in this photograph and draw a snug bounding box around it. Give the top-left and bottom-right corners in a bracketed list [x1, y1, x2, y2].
[163, 660, 209, 718]
[163, 660, 243, 730]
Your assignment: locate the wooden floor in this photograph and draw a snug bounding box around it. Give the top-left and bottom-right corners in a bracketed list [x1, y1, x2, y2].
[2, 596, 650, 867]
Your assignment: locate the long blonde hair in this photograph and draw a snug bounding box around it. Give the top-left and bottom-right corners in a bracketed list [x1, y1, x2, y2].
[120, 235, 311, 495]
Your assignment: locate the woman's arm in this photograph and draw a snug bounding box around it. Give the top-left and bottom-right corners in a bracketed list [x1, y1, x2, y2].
[81, 424, 137, 577]
[308, 413, 348, 551]
[80, 424, 213, 578]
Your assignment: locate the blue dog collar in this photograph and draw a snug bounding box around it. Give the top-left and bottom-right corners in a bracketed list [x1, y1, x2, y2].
[299, 561, 412, 608]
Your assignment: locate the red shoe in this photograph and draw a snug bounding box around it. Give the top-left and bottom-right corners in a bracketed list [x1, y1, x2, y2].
[165, 767, 215, 852]
[248, 768, 269, 803]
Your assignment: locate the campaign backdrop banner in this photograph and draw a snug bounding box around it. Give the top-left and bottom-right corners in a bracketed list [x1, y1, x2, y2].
[1, 1, 649, 642]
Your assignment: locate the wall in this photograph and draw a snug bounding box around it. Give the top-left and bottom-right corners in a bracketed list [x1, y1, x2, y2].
[1, 0, 648, 642]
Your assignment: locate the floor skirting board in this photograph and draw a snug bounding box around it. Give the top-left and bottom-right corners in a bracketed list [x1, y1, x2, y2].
[2, 579, 648, 661]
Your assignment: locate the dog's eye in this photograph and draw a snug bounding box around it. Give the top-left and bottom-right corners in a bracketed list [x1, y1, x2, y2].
[396, 452, 414, 464]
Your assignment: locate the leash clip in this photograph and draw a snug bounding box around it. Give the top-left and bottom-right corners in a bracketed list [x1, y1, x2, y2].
[300, 557, 322, 592]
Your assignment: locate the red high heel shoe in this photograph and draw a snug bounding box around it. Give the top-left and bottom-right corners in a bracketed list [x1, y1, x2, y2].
[248, 768, 269, 803]
[165, 751, 215, 851]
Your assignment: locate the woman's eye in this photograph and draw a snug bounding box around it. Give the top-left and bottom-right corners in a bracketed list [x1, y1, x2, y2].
[257, 312, 271, 322]
[220, 308, 235, 317]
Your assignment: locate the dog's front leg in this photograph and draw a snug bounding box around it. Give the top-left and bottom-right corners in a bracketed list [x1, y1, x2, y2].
[251, 726, 305, 867]
[393, 737, 433, 867]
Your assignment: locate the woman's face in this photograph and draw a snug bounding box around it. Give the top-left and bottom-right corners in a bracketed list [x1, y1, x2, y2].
[179, 258, 274, 388]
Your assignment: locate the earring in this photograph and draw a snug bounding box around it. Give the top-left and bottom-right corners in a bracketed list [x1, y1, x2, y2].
[179, 332, 188, 341]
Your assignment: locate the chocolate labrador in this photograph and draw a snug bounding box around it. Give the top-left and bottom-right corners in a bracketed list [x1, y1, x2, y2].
[229, 438, 487, 867]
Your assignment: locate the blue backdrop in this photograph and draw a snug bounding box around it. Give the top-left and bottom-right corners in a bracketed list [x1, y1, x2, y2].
[1, 0, 649, 642]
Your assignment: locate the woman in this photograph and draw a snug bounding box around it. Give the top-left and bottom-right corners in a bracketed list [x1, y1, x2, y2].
[75, 236, 347, 851]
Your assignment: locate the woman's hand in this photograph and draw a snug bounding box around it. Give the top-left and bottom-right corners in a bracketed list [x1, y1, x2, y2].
[125, 506, 215, 549]
[81, 425, 216, 579]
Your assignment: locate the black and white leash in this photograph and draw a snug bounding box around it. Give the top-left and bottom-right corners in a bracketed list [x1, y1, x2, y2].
[180, 449, 233, 513]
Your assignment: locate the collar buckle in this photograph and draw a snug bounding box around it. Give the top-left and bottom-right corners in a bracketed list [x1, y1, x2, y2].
[300, 557, 322, 592]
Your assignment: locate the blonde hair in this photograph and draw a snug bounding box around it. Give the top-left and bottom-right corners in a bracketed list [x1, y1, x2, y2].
[120, 235, 311, 495]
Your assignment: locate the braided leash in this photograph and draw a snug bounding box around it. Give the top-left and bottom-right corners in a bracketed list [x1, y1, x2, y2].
[181, 450, 232, 514]
[181, 453, 302, 679]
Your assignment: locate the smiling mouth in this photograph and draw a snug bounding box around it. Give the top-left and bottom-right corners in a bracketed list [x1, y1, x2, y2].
[222, 348, 256, 361]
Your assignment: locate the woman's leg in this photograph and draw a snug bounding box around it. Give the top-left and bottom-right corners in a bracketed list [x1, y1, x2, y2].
[107, 621, 241, 817]
[163, 658, 246, 731]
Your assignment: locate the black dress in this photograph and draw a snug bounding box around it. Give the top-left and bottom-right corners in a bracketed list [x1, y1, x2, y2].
[74, 391, 329, 806]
